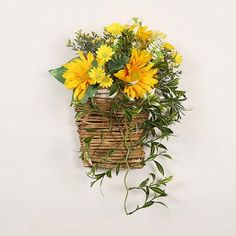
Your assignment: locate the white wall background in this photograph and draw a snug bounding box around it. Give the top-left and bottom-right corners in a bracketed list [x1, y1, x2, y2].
[0, 0, 236, 235]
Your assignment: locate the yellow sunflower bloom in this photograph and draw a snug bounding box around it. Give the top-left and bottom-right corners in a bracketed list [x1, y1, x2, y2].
[105, 22, 125, 36]
[136, 26, 154, 43]
[63, 51, 94, 100]
[114, 49, 158, 99]
[96, 45, 114, 65]
[89, 67, 106, 84]
[99, 75, 113, 88]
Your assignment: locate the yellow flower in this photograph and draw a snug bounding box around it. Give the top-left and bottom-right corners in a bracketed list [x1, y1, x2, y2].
[105, 22, 125, 36]
[125, 23, 137, 31]
[99, 75, 113, 88]
[172, 52, 183, 65]
[136, 26, 154, 43]
[96, 45, 114, 65]
[114, 49, 158, 99]
[89, 67, 106, 84]
[153, 31, 166, 40]
[63, 51, 94, 100]
[162, 42, 175, 51]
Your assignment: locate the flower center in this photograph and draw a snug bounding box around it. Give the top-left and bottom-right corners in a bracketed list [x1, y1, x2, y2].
[132, 71, 141, 80]
[103, 77, 109, 83]
[102, 53, 108, 58]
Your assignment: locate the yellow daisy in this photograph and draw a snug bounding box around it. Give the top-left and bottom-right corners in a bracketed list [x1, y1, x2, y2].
[99, 75, 113, 88]
[96, 45, 114, 65]
[114, 49, 158, 99]
[89, 67, 106, 84]
[105, 22, 125, 36]
[63, 51, 94, 100]
[172, 52, 183, 65]
[136, 26, 154, 43]
[125, 23, 137, 32]
[162, 42, 175, 51]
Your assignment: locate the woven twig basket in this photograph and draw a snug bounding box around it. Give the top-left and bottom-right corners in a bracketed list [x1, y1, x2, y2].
[76, 89, 148, 169]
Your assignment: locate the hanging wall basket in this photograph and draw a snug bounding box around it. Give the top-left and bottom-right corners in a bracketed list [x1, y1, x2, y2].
[49, 18, 186, 215]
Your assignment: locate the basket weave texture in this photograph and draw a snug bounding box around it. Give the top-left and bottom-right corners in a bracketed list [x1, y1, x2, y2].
[76, 92, 147, 169]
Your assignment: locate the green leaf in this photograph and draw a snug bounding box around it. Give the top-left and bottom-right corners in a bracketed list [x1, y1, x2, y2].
[156, 201, 168, 208]
[95, 173, 105, 180]
[107, 55, 129, 74]
[149, 187, 166, 196]
[145, 154, 158, 162]
[106, 169, 112, 178]
[153, 51, 164, 64]
[150, 173, 156, 182]
[85, 128, 97, 132]
[143, 143, 151, 148]
[154, 161, 164, 176]
[159, 176, 173, 185]
[163, 154, 172, 159]
[162, 127, 173, 136]
[143, 201, 154, 208]
[83, 136, 93, 144]
[157, 143, 167, 150]
[150, 142, 156, 155]
[123, 109, 132, 122]
[49, 66, 66, 84]
[145, 186, 149, 202]
[176, 90, 186, 97]
[80, 85, 97, 104]
[115, 164, 120, 176]
[109, 81, 119, 97]
[139, 178, 149, 188]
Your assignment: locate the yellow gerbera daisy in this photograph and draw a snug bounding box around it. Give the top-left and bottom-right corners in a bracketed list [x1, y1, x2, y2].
[63, 51, 94, 100]
[89, 67, 106, 84]
[96, 45, 114, 65]
[114, 49, 158, 99]
[105, 22, 125, 36]
[99, 75, 113, 88]
[136, 26, 154, 43]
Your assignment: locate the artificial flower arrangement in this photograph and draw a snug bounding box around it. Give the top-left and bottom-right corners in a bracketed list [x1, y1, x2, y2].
[49, 18, 186, 215]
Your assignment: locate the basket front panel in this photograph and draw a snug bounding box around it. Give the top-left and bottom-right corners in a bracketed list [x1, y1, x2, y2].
[76, 97, 147, 169]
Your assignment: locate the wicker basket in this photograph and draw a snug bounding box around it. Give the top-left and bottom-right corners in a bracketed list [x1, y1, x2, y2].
[75, 90, 147, 169]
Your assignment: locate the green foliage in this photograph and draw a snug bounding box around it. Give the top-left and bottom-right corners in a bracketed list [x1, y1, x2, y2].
[67, 30, 106, 54]
[154, 161, 165, 176]
[116, 29, 135, 54]
[75, 87, 186, 214]
[80, 85, 98, 104]
[109, 81, 120, 97]
[83, 136, 94, 144]
[107, 54, 129, 74]
[49, 66, 66, 84]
